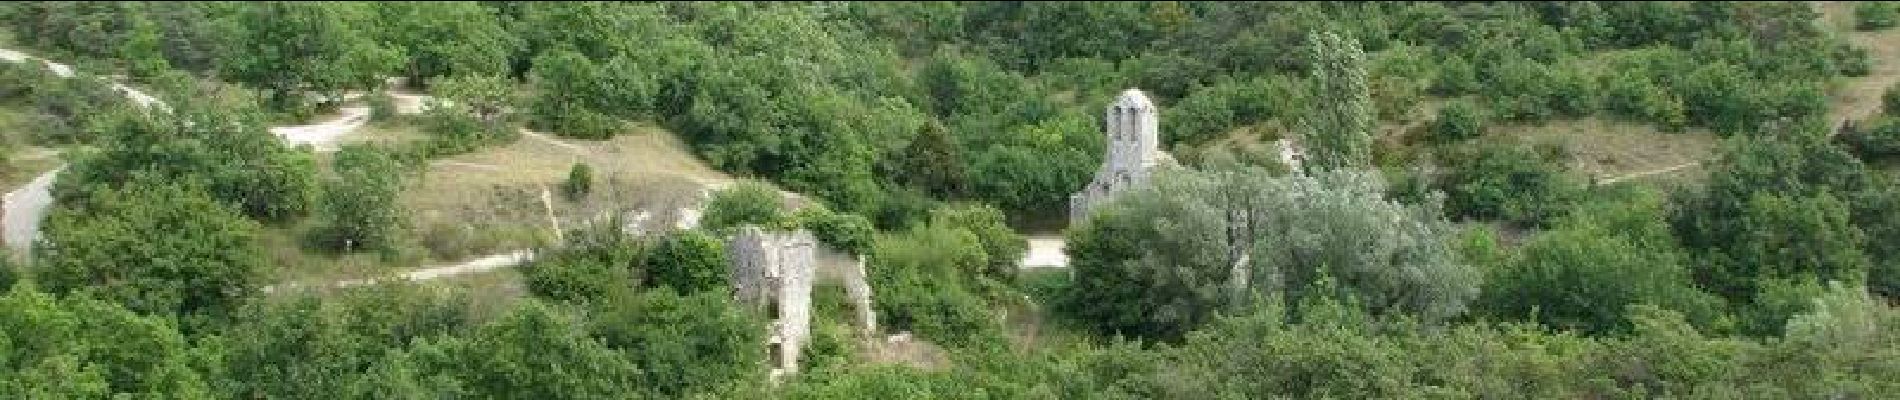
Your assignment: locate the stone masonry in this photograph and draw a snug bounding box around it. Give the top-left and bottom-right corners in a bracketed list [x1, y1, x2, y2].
[726, 226, 881, 383]
[727, 226, 818, 382]
[1070, 88, 1176, 225]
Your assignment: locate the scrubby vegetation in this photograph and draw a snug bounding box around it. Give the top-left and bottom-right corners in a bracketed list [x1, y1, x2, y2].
[1, 2, 1897, 398]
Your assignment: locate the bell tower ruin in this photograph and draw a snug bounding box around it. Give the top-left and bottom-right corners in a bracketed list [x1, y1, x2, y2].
[1070, 88, 1174, 225]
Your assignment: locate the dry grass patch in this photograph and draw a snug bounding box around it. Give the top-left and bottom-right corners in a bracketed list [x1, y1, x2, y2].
[400, 123, 746, 260]
[1488, 117, 1718, 183]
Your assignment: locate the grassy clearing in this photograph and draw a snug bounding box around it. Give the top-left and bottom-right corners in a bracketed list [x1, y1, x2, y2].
[1487, 117, 1718, 183]
[399, 122, 741, 261]
[1821, 1, 1900, 125]
[0, 104, 61, 190]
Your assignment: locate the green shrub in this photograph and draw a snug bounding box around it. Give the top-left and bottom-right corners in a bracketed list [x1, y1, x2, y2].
[367, 91, 397, 122]
[1430, 100, 1485, 142]
[563, 163, 593, 201]
[1438, 143, 1582, 227]
[643, 230, 728, 293]
[700, 180, 788, 233]
[1857, 2, 1900, 31]
[1836, 44, 1872, 77]
[1842, 117, 1900, 158]
[868, 225, 1007, 348]
[520, 223, 646, 304]
[1884, 82, 1900, 116]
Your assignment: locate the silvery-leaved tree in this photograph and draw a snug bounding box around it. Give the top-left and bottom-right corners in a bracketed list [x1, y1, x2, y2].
[1061, 164, 1475, 340]
[1296, 31, 1375, 173]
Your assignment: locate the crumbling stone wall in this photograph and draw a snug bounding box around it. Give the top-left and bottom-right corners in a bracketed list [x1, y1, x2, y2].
[1071, 88, 1177, 225]
[727, 226, 816, 381]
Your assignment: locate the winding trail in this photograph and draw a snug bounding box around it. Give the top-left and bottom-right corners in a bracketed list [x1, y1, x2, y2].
[1, 45, 1066, 289]
[0, 47, 539, 289]
[1594, 161, 1703, 186]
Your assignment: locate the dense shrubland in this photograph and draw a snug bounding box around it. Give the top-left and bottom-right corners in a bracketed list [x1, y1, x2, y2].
[1, 2, 1898, 398]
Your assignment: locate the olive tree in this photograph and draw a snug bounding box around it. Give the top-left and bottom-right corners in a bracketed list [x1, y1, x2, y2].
[1061, 165, 1476, 340]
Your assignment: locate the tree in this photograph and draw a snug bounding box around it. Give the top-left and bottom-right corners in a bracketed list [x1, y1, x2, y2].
[450, 300, 639, 398]
[1430, 99, 1486, 142]
[644, 230, 728, 293]
[1437, 143, 1581, 227]
[57, 88, 319, 224]
[314, 144, 405, 253]
[376, 2, 520, 85]
[1675, 131, 1876, 317]
[928, 203, 1028, 283]
[0, 286, 209, 397]
[700, 180, 788, 233]
[1480, 190, 1724, 334]
[563, 163, 593, 201]
[1061, 166, 1476, 340]
[527, 49, 618, 139]
[35, 179, 267, 317]
[521, 222, 645, 304]
[589, 289, 765, 398]
[891, 121, 968, 198]
[868, 224, 1006, 347]
[1296, 31, 1374, 172]
[205, 284, 475, 398]
[222, 2, 400, 111]
[794, 207, 877, 256]
[420, 75, 521, 156]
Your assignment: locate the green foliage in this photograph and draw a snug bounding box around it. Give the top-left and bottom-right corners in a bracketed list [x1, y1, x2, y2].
[203, 284, 474, 398]
[888, 121, 967, 198]
[1437, 143, 1581, 227]
[375, 1, 520, 84]
[562, 162, 593, 201]
[700, 180, 788, 233]
[927, 203, 1028, 283]
[1675, 131, 1877, 325]
[0, 59, 139, 145]
[422, 74, 520, 156]
[1297, 31, 1374, 172]
[1885, 81, 1900, 116]
[792, 207, 877, 256]
[35, 179, 265, 318]
[520, 223, 645, 304]
[589, 288, 765, 398]
[1479, 189, 1725, 334]
[1857, 1, 1900, 31]
[1062, 166, 1476, 340]
[221, 2, 400, 111]
[643, 230, 728, 293]
[57, 95, 319, 223]
[868, 224, 1007, 348]
[313, 145, 405, 254]
[366, 91, 397, 123]
[450, 300, 640, 398]
[1430, 99, 1486, 142]
[527, 49, 621, 139]
[963, 111, 1102, 216]
[0, 286, 209, 397]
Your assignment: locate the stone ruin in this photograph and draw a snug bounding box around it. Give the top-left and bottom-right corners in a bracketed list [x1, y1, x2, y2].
[1069, 88, 1311, 225]
[1070, 88, 1177, 225]
[726, 226, 877, 383]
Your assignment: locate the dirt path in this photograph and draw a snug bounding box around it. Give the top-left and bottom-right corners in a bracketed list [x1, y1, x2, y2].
[1021, 234, 1068, 268]
[269, 106, 371, 151]
[0, 48, 537, 284]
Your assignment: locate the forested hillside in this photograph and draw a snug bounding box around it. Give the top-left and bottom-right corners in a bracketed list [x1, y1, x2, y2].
[1, 2, 1898, 398]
